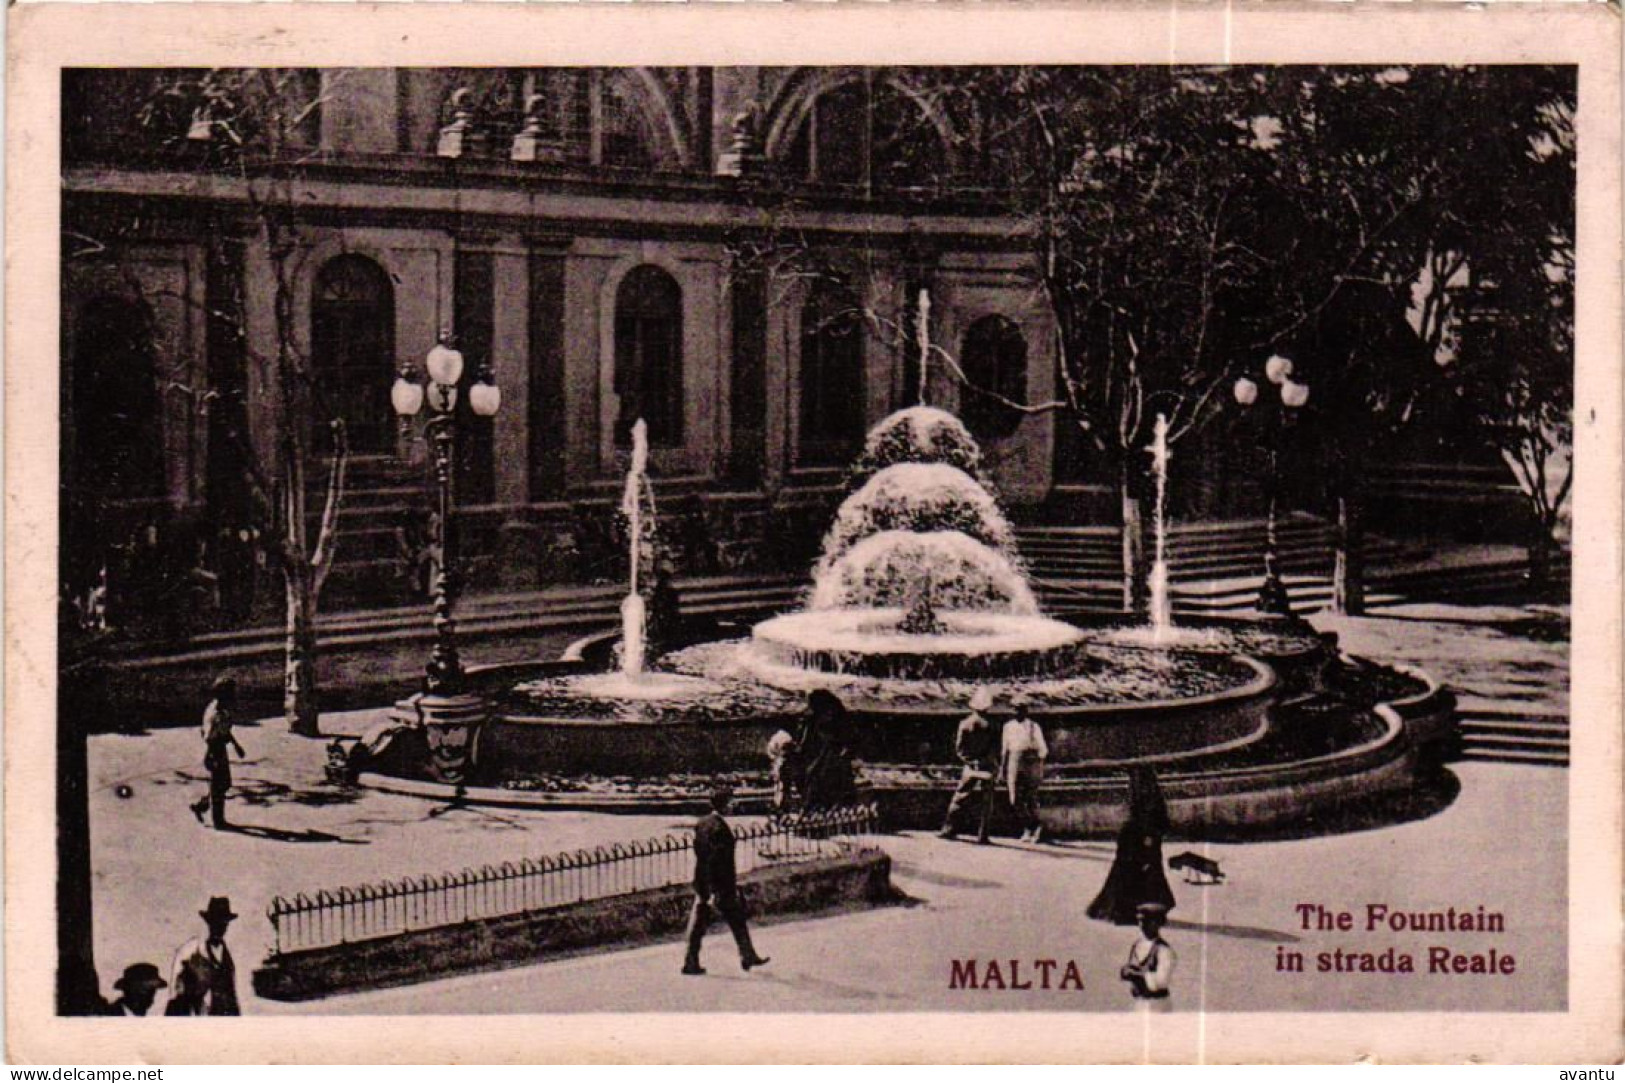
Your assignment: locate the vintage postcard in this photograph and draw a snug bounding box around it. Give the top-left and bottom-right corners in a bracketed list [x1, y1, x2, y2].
[6, 1, 1622, 1065]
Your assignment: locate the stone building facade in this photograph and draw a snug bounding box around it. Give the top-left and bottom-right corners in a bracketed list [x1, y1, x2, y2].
[60, 66, 1526, 614]
[61, 67, 1081, 605]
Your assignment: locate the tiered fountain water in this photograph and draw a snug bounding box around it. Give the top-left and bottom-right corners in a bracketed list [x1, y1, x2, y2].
[366, 403, 1456, 835]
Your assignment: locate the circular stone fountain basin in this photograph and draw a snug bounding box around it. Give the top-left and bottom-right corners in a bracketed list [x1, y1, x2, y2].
[1061, 615, 1335, 696]
[750, 609, 1088, 681]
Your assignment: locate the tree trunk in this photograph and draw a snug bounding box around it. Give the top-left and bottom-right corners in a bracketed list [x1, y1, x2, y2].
[1526, 527, 1555, 590]
[1120, 462, 1151, 616]
[56, 681, 100, 1014]
[284, 560, 321, 738]
[1332, 487, 1366, 616]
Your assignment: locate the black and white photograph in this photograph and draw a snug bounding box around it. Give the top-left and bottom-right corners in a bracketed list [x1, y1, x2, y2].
[8, 2, 1622, 1065]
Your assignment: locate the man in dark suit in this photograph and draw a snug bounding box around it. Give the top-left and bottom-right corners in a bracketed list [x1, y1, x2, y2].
[166, 896, 241, 1015]
[682, 785, 770, 976]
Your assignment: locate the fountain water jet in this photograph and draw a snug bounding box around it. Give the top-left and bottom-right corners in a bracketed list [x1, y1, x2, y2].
[916, 287, 932, 405]
[620, 419, 652, 678]
[816, 462, 1021, 573]
[1148, 413, 1173, 644]
[555, 417, 723, 702]
[811, 530, 1039, 614]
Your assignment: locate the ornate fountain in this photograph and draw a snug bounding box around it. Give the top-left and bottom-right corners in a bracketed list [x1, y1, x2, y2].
[367, 404, 1456, 836]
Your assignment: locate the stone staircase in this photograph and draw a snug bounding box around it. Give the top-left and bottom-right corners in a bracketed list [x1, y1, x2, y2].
[104, 572, 808, 669]
[1018, 515, 1426, 614]
[1452, 714, 1570, 767]
[312, 454, 432, 608]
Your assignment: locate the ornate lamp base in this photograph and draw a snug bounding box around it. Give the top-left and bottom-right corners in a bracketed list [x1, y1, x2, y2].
[392, 690, 489, 785]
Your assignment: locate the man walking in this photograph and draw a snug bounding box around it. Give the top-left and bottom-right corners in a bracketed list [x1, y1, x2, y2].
[1000, 695, 1048, 843]
[682, 785, 770, 976]
[167, 896, 241, 1015]
[938, 688, 999, 843]
[189, 676, 244, 829]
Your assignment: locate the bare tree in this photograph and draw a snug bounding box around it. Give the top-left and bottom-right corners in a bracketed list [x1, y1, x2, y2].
[139, 68, 351, 737]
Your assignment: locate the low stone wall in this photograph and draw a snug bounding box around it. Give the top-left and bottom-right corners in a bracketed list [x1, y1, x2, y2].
[873, 706, 1418, 837]
[483, 713, 784, 778]
[253, 848, 894, 1001]
[1385, 670, 1458, 748]
[472, 652, 1276, 777]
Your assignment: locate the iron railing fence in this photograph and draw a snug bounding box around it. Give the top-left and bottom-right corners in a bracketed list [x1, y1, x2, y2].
[267, 804, 879, 955]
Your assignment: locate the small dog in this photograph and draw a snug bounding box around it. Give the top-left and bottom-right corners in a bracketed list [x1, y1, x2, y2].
[1168, 851, 1225, 885]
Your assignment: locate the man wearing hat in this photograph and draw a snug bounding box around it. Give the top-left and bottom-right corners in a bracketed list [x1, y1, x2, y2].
[938, 688, 999, 843]
[682, 785, 770, 976]
[101, 963, 167, 1016]
[1000, 694, 1049, 843]
[167, 896, 241, 1015]
[1119, 901, 1177, 1011]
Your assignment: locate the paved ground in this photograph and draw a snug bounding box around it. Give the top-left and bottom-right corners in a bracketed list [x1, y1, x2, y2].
[86, 603, 1569, 1015]
[1312, 602, 1569, 724]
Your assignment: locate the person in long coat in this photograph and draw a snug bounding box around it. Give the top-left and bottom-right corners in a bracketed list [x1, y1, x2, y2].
[1087, 765, 1177, 925]
[682, 786, 771, 975]
[796, 690, 858, 812]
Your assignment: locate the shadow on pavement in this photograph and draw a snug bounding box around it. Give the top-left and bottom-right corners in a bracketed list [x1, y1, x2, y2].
[737, 969, 914, 1003]
[1165, 917, 1302, 944]
[890, 861, 1005, 890]
[216, 821, 368, 845]
[233, 777, 365, 810]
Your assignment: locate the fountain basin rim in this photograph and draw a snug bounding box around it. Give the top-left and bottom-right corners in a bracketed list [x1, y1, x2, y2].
[356, 771, 779, 814]
[752, 609, 1083, 656]
[752, 652, 1278, 721]
[1049, 612, 1330, 659]
[489, 652, 1276, 726]
[872, 705, 1406, 793]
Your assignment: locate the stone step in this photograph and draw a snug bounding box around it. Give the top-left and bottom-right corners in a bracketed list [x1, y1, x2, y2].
[111, 574, 808, 662]
[1459, 720, 1570, 742]
[1457, 704, 1569, 724]
[1453, 748, 1569, 768]
[1015, 524, 1344, 554]
[114, 587, 808, 675]
[1459, 731, 1570, 752]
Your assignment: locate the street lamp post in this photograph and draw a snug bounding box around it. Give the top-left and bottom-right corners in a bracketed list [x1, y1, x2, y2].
[1234, 356, 1310, 618]
[390, 334, 502, 782]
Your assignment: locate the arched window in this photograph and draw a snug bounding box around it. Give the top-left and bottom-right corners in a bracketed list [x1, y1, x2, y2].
[614, 266, 684, 448]
[71, 296, 164, 501]
[798, 283, 866, 466]
[960, 316, 1028, 441]
[311, 255, 395, 453]
[601, 81, 657, 170]
[784, 78, 949, 192]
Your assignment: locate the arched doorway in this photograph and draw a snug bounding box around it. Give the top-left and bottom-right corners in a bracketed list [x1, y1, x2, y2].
[613, 265, 684, 449]
[65, 295, 165, 590]
[798, 281, 867, 467]
[70, 296, 165, 501]
[311, 255, 395, 454]
[960, 315, 1028, 443]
